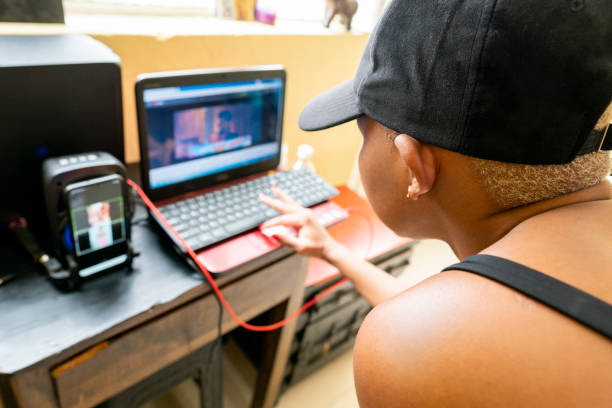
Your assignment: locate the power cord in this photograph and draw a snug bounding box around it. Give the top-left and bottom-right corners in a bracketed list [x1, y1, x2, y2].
[203, 281, 223, 407]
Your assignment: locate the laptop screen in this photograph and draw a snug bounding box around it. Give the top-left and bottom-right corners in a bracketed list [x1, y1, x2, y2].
[141, 77, 284, 190]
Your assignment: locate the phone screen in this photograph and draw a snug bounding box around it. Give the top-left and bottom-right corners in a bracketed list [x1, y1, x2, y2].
[68, 176, 126, 257]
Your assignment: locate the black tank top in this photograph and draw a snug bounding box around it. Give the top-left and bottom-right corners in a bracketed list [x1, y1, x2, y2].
[443, 254, 612, 340]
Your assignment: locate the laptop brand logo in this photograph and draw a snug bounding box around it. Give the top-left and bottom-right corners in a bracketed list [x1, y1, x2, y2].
[216, 173, 230, 182]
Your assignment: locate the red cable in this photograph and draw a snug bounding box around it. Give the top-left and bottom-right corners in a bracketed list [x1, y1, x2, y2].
[128, 178, 349, 332]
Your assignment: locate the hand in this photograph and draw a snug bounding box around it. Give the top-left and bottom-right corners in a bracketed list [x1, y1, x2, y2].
[259, 185, 345, 260]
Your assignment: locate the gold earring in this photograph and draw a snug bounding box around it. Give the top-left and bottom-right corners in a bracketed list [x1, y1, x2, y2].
[406, 178, 417, 200]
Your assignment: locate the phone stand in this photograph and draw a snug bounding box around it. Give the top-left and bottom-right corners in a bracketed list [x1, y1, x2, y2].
[41, 152, 135, 289]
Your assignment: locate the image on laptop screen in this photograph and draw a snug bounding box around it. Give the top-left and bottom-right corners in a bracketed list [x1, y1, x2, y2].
[142, 77, 284, 190]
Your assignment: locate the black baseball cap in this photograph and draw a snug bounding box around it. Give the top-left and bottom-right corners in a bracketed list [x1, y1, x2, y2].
[299, 0, 612, 164]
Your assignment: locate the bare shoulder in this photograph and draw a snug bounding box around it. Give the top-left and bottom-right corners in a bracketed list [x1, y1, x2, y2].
[353, 270, 612, 408]
[353, 271, 500, 408]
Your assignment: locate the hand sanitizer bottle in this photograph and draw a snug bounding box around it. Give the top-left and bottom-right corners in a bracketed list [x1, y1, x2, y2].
[293, 144, 316, 172]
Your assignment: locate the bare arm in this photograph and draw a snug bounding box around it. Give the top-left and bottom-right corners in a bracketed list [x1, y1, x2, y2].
[322, 241, 405, 306]
[260, 186, 403, 306]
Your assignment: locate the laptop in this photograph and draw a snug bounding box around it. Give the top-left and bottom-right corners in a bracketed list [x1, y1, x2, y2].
[135, 65, 341, 263]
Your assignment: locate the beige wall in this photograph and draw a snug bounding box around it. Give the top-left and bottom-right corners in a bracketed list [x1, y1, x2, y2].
[92, 34, 368, 186]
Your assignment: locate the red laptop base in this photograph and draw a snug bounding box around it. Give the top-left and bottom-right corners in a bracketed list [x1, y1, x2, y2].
[196, 201, 348, 273]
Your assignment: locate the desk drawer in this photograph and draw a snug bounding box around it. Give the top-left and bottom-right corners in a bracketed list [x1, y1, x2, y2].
[50, 254, 305, 408]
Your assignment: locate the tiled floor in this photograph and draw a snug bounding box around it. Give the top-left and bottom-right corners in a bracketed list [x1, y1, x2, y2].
[144, 239, 458, 408]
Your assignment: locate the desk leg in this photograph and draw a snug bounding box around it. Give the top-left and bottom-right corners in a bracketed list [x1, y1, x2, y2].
[3, 368, 59, 408]
[251, 257, 307, 408]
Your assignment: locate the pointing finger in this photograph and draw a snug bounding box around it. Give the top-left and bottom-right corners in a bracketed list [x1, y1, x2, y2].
[271, 185, 300, 206]
[261, 213, 308, 229]
[259, 193, 296, 214]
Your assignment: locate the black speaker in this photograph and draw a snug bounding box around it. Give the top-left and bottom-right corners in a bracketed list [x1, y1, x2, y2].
[0, 0, 64, 23]
[0, 34, 124, 242]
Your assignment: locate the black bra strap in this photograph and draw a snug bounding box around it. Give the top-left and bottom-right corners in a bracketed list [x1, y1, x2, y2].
[443, 254, 612, 340]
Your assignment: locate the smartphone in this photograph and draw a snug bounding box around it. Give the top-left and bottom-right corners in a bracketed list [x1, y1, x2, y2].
[63, 174, 129, 277]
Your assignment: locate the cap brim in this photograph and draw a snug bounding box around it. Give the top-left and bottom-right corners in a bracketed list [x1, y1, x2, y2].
[298, 79, 363, 131]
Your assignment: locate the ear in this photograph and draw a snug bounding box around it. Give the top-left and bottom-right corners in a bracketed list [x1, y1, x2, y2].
[393, 134, 437, 198]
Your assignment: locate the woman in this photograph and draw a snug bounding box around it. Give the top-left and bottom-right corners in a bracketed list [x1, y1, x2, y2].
[261, 0, 612, 406]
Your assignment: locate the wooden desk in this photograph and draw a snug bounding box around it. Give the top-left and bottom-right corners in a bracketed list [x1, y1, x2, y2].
[0, 206, 307, 408]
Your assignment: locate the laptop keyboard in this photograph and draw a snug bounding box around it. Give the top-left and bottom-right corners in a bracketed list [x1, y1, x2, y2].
[157, 170, 339, 251]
